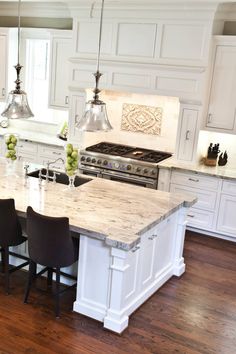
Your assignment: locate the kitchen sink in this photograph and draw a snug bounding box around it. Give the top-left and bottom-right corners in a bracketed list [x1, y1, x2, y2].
[27, 169, 92, 187]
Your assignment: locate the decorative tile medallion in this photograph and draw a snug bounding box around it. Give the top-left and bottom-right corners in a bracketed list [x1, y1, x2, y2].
[121, 103, 162, 135]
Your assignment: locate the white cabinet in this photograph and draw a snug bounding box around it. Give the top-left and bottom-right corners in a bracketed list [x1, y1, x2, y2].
[170, 170, 220, 232]
[17, 140, 38, 163]
[67, 91, 85, 145]
[0, 31, 8, 101]
[176, 104, 200, 162]
[49, 31, 72, 109]
[75, 209, 186, 333]
[37, 144, 64, 170]
[74, 18, 210, 67]
[217, 180, 236, 237]
[206, 37, 236, 131]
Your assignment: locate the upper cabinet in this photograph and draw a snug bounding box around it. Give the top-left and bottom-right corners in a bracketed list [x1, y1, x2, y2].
[0, 29, 8, 101]
[205, 37, 236, 132]
[69, 6, 214, 102]
[49, 31, 72, 110]
[74, 19, 211, 68]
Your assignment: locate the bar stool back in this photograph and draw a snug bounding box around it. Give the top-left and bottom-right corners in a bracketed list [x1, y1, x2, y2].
[24, 206, 79, 317]
[0, 198, 29, 294]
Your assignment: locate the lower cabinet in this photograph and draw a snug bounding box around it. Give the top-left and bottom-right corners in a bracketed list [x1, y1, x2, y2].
[170, 169, 236, 239]
[1, 138, 64, 167]
[74, 208, 186, 333]
[217, 180, 236, 237]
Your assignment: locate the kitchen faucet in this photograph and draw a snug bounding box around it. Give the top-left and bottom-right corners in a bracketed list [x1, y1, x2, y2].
[39, 157, 65, 183]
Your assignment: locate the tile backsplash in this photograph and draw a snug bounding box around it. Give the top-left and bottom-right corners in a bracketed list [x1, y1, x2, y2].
[82, 90, 180, 152]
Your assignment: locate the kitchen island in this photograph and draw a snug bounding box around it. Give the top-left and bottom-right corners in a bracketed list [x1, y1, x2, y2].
[0, 159, 196, 333]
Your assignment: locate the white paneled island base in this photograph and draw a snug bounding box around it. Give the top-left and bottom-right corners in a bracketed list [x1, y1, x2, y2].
[74, 208, 187, 333]
[0, 159, 196, 334]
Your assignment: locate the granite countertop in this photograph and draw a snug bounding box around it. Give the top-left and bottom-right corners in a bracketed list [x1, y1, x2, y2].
[0, 159, 196, 251]
[158, 157, 236, 181]
[0, 127, 65, 147]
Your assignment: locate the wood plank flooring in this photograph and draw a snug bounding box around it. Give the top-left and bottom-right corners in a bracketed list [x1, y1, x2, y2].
[0, 231, 236, 354]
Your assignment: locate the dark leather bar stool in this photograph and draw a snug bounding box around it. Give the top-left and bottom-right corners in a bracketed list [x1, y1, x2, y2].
[24, 206, 79, 317]
[0, 198, 29, 294]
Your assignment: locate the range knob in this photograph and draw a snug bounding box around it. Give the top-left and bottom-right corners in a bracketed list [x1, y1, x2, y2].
[103, 160, 108, 166]
[86, 157, 91, 163]
[97, 159, 102, 165]
[143, 168, 149, 174]
[80, 156, 85, 162]
[127, 165, 132, 171]
[114, 162, 120, 169]
[91, 158, 96, 163]
[151, 170, 156, 175]
[136, 167, 141, 173]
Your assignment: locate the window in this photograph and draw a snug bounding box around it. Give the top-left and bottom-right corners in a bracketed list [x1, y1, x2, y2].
[25, 38, 50, 119]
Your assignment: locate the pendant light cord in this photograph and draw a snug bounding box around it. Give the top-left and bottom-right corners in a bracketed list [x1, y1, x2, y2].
[96, 0, 104, 73]
[17, 0, 21, 65]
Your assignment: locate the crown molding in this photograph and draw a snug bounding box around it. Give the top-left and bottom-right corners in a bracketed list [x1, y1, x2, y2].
[0, 2, 71, 18]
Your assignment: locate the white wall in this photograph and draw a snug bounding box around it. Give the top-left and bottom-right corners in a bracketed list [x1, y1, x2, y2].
[197, 130, 236, 167]
[82, 90, 180, 153]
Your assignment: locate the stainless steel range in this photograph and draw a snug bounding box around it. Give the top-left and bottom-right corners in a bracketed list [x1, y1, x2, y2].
[79, 142, 172, 189]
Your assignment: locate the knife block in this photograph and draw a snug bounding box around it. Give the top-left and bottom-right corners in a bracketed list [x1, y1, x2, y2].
[204, 157, 217, 166]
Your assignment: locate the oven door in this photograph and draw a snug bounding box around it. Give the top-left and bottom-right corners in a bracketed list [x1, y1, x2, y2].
[79, 165, 103, 177]
[102, 170, 157, 189]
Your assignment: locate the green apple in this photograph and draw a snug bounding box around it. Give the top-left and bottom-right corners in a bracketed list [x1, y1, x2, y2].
[5, 152, 11, 158]
[11, 155, 17, 161]
[8, 143, 15, 150]
[71, 150, 78, 159]
[10, 136, 17, 144]
[67, 156, 73, 164]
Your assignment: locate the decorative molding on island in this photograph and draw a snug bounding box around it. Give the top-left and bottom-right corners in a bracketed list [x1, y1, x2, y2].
[0, 159, 196, 333]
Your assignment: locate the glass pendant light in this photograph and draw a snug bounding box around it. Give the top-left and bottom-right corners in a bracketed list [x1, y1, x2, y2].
[1, 0, 34, 119]
[76, 0, 112, 132]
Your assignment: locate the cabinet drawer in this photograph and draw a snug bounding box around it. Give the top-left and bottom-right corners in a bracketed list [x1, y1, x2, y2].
[187, 208, 215, 230]
[18, 153, 36, 163]
[17, 140, 38, 154]
[170, 183, 217, 211]
[38, 144, 64, 159]
[222, 180, 236, 196]
[171, 170, 219, 190]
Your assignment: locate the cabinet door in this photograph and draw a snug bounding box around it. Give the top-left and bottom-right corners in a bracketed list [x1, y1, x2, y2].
[177, 108, 198, 161]
[139, 230, 157, 292]
[206, 45, 236, 130]
[217, 194, 236, 237]
[153, 218, 174, 277]
[0, 34, 7, 101]
[49, 36, 72, 109]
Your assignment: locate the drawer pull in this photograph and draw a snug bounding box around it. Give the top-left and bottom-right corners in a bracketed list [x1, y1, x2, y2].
[148, 234, 158, 240]
[187, 214, 195, 218]
[2, 88, 5, 97]
[207, 113, 212, 124]
[188, 178, 199, 182]
[52, 151, 62, 156]
[65, 96, 69, 105]
[185, 130, 190, 140]
[132, 246, 140, 253]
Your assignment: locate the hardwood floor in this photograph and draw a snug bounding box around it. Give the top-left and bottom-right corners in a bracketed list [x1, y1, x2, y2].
[0, 231, 236, 354]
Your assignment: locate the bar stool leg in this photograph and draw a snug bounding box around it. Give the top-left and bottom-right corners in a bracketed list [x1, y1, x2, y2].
[47, 268, 53, 289]
[4, 247, 10, 295]
[55, 267, 60, 318]
[24, 260, 36, 303]
[1, 248, 5, 273]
